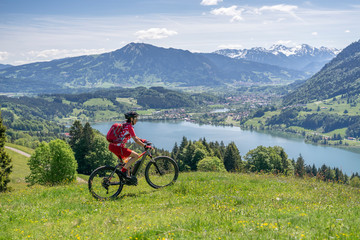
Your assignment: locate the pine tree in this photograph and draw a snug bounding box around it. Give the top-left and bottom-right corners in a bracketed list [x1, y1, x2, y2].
[77, 122, 94, 174]
[69, 120, 84, 161]
[0, 111, 12, 192]
[295, 154, 305, 178]
[223, 142, 242, 172]
[184, 142, 196, 170]
[311, 164, 318, 177]
[171, 142, 179, 160]
[69, 121, 96, 174]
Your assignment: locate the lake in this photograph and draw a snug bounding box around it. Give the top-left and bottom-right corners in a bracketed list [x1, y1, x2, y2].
[92, 120, 360, 175]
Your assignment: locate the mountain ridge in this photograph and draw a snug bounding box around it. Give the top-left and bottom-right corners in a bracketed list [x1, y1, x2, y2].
[283, 39, 360, 105]
[0, 42, 308, 93]
[215, 44, 339, 74]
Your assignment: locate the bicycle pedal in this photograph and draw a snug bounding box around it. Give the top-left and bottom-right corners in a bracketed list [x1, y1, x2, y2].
[124, 178, 138, 186]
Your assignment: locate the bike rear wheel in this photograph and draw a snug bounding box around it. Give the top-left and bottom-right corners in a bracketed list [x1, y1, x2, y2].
[88, 166, 124, 200]
[145, 156, 179, 189]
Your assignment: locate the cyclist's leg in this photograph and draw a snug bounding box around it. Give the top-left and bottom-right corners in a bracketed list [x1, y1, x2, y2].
[123, 151, 139, 169]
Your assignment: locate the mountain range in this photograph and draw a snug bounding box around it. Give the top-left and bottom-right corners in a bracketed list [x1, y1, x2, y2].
[0, 43, 311, 94]
[283, 39, 360, 105]
[0, 64, 12, 70]
[215, 44, 340, 74]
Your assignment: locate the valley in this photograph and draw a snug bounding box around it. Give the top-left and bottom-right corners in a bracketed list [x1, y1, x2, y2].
[1, 40, 360, 151]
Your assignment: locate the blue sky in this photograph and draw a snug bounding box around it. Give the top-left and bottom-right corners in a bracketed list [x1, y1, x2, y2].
[0, 0, 359, 65]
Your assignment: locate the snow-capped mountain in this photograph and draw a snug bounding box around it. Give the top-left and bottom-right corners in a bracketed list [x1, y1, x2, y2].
[215, 44, 340, 74]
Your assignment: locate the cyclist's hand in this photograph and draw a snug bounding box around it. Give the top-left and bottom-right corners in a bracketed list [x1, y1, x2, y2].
[144, 144, 152, 150]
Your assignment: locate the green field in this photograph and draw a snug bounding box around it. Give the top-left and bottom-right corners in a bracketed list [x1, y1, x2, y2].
[83, 98, 115, 107]
[5, 150, 30, 191]
[1, 146, 360, 239]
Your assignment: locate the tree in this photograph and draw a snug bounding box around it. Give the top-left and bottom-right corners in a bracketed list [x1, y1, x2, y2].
[275, 146, 293, 175]
[26, 139, 77, 186]
[311, 164, 318, 177]
[171, 142, 179, 160]
[0, 111, 12, 192]
[69, 120, 84, 162]
[191, 148, 207, 171]
[84, 134, 117, 174]
[245, 146, 273, 172]
[69, 121, 95, 174]
[183, 142, 196, 170]
[350, 176, 360, 188]
[294, 154, 305, 178]
[77, 122, 94, 174]
[223, 142, 242, 172]
[197, 156, 226, 172]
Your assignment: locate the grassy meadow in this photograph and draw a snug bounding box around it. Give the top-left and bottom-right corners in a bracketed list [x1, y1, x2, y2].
[1, 146, 360, 239]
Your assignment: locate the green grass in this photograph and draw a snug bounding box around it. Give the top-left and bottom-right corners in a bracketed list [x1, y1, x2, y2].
[5, 143, 34, 155]
[1, 172, 359, 239]
[2, 145, 360, 239]
[116, 97, 141, 108]
[306, 95, 360, 116]
[83, 98, 115, 107]
[243, 111, 280, 128]
[5, 148, 31, 190]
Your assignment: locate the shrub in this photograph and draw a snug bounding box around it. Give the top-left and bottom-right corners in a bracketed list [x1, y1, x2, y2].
[26, 139, 77, 186]
[350, 176, 360, 188]
[197, 157, 226, 172]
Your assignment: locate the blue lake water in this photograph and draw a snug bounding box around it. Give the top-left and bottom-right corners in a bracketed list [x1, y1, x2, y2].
[92, 120, 360, 175]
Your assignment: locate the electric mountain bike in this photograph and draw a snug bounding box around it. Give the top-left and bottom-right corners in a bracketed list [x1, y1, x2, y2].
[88, 141, 179, 200]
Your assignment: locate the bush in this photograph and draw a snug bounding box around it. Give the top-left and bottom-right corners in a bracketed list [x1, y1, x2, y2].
[350, 176, 360, 188]
[197, 157, 226, 172]
[26, 139, 77, 186]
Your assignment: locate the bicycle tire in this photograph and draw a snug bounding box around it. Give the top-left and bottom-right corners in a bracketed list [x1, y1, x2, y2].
[145, 156, 179, 189]
[88, 166, 124, 200]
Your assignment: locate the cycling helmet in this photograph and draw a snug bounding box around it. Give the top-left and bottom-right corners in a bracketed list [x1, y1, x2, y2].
[124, 111, 139, 120]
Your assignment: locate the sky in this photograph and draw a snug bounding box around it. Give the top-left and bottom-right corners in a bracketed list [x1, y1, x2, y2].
[0, 0, 359, 65]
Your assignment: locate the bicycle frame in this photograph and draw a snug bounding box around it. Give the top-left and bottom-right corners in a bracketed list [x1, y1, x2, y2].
[109, 148, 154, 183]
[129, 148, 153, 177]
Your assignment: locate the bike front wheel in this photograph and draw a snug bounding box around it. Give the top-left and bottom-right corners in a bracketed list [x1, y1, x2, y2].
[88, 166, 124, 200]
[145, 156, 179, 189]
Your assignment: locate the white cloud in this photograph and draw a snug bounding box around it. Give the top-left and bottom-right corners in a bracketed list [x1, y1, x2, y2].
[210, 4, 301, 22]
[217, 44, 243, 49]
[0, 52, 9, 61]
[200, 0, 223, 6]
[274, 40, 297, 47]
[312, 32, 318, 36]
[258, 4, 298, 13]
[256, 4, 301, 21]
[135, 28, 178, 40]
[211, 6, 244, 22]
[4, 48, 111, 65]
[345, 30, 351, 33]
[27, 48, 109, 60]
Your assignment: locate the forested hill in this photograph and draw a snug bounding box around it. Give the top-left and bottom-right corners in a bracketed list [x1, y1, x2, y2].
[283, 39, 360, 105]
[1, 87, 222, 147]
[0, 43, 307, 94]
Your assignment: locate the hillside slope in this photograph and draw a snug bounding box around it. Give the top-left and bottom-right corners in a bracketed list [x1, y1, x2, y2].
[283, 39, 360, 105]
[1, 172, 359, 239]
